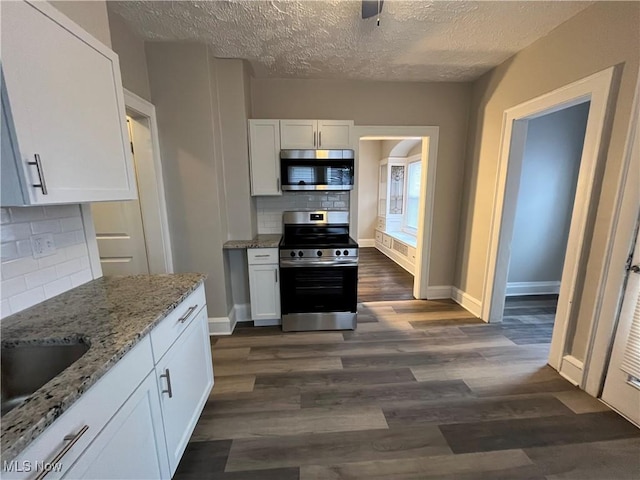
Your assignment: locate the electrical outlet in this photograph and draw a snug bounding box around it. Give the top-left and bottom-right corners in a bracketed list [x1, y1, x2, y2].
[31, 233, 56, 258]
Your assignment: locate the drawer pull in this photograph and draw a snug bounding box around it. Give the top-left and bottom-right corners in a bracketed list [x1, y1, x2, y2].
[34, 425, 89, 480]
[177, 304, 198, 324]
[160, 368, 173, 398]
[254, 254, 270, 258]
[28, 154, 48, 195]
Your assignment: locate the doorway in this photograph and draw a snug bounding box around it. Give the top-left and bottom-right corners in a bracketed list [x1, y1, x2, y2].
[352, 126, 439, 301]
[92, 90, 173, 276]
[482, 67, 615, 379]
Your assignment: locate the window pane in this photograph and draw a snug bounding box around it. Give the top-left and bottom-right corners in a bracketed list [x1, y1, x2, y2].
[406, 161, 421, 229]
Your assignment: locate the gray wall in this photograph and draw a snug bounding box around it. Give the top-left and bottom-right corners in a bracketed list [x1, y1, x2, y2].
[145, 43, 231, 317]
[508, 102, 590, 285]
[251, 78, 471, 287]
[357, 140, 381, 242]
[106, 9, 151, 100]
[456, 1, 640, 361]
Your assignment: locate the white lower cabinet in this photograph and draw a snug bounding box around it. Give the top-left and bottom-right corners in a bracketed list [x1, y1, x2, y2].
[155, 305, 213, 475]
[5, 284, 213, 480]
[247, 248, 281, 325]
[62, 373, 170, 479]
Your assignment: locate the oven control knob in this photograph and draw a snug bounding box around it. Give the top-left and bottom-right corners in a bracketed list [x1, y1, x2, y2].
[343, 250, 349, 256]
[317, 250, 323, 257]
[290, 251, 296, 257]
[336, 250, 341, 256]
[298, 251, 304, 257]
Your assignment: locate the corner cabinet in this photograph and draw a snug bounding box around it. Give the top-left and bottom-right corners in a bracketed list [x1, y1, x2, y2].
[1, 0, 136, 206]
[248, 248, 281, 326]
[280, 120, 353, 150]
[248, 120, 281, 196]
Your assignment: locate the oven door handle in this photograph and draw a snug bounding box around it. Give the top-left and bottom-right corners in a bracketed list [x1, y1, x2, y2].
[279, 259, 358, 268]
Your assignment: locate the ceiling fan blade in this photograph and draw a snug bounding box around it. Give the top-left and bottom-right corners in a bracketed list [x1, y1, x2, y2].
[362, 0, 383, 19]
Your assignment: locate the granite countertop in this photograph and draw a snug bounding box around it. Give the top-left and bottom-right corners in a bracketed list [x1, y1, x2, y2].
[0, 273, 206, 462]
[223, 234, 281, 249]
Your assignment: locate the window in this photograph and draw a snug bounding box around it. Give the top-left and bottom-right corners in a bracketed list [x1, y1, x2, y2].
[405, 160, 422, 232]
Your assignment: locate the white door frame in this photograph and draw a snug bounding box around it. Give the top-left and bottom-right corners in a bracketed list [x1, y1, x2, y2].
[583, 68, 640, 397]
[83, 90, 173, 275]
[352, 126, 439, 300]
[481, 67, 615, 375]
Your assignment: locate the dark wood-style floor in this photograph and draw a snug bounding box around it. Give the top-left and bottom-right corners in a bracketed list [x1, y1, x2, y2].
[175, 294, 640, 479]
[358, 247, 413, 302]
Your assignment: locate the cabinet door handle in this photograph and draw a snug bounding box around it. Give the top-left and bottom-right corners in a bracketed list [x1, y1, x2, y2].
[277, 178, 280, 192]
[34, 425, 89, 480]
[177, 304, 198, 324]
[28, 154, 48, 195]
[319, 131, 322, 147]
[313, 131, 316, 147]
[275, 269, 278, 283]
[160, 368, 173, 398]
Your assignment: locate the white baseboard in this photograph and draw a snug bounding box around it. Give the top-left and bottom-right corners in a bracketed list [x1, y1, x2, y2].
[209, 303, 249, 335]
[358, 238, 375, 248]
[559, 355, 584, 386]
[254, 319, 282, 326]
[451, 287, 482, 317]
[506, 281, 561, 296]
[426, 285, 453, 300]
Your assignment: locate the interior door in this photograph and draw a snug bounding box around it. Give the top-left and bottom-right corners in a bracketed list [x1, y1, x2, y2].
[92, 117, 149, 275]
[601, 222, 640, 426]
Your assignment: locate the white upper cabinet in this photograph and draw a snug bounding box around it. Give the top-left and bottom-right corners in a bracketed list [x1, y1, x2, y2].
[317, 120, 354, 149]
[280, 120, 354, 150]
[280, 119, 318, 149]
[1, 1, 136, 206]
[248, 119, 281, 196]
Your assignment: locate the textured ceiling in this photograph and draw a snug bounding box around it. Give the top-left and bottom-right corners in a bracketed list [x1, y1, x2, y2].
[109, 1, 593, 82]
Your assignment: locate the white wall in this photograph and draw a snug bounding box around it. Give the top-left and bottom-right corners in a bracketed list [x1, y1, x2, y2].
[357, 140, 381, 242]
[507, 102, 590, 290]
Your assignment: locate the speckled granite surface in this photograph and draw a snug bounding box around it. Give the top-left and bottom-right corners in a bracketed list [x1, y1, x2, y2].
[0, 273, 206, 462]
[223, 234, 281, 249]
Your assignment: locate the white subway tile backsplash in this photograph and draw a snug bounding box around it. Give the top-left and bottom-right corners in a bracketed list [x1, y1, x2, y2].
[2, 257, 40, 280]
[1, 242, 18, 261]
[1, 209, 11, 224]
[31, 219, 62, 235]
[9, 287, 45, 313]
[44, 277, 72, 298]
[25, 266, 57, 289]
[9, 207, 45, 223]
[256, 192, 350, 234]
[60, 216, 83, 232]
[2, 223, 32, 241]
[1, 205, 93, 319]
[1, 277, 27, 298]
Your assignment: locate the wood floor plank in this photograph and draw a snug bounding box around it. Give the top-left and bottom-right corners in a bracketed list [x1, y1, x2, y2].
[204, 390, 301, 415]
[211, 347, 251, 361]
[551, 390, 611, 414]
[210, 374, 256, 396]
[214, 356, 343, 376]
[225, 426, 450, 472]
[341, 350, 484, 369]
[214, 331, 345, 348]
[524, 437, 640, 479]
[253, 368, 416, 391]
[439, 411, 640, 454]
[383, 395, 574, 427]
[410, 360, 547, 383]
[300, 379, 473, 408]
[190, 406, 389, 441]
[463, 367, 575, 396]
[298, 449, 537, 480]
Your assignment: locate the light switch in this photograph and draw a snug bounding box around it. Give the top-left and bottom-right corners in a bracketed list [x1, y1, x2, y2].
[31, 233, 56, 258]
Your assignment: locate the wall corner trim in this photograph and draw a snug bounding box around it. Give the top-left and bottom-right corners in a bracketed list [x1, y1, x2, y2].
[452, 287, 483, 317]
[208, 303, 249, 335]
[559, 354, 584, 386]
[358, 239, 375, 248]
[426, 285, 453, 300]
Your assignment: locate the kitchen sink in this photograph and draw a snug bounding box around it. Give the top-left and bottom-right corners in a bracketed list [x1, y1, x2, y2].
[1, 341, 90, 417]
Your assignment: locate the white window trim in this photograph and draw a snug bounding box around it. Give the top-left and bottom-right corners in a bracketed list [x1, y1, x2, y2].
[402, 154, 422, 236]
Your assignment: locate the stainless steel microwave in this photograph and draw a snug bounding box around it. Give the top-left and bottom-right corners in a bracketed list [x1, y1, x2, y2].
[280, 149, 354, 191]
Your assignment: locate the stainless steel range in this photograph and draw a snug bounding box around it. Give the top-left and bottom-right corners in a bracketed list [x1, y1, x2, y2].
[279, 211, 358, 332]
